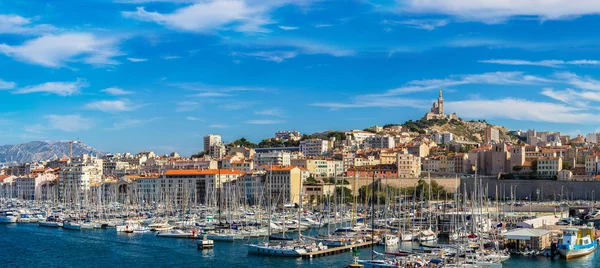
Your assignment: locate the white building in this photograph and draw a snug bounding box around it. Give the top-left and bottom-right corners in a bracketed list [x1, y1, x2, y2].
[586, 133, 599, 144]
[397, 153, 421, 178]
[254, 151, 291, 166]
[300, 139, 330, 156]
[209, 143, 226, 159]
[364, 134, 395, 149]
[433, 132, 453, 145]
[204, 134, 222, 152]
[60, 155, 104, 202]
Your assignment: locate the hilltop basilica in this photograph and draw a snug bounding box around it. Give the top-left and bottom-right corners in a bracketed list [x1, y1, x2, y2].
[422, 89, 458, 121]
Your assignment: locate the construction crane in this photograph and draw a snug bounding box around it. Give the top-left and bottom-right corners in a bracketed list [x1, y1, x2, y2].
[69, 139, 81, 159]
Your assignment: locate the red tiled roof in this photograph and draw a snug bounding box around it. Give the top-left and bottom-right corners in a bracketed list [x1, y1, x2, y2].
[164, 169, 244, 175]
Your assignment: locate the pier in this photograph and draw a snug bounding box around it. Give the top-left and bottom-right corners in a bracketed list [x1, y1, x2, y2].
[301, 241, 373, 259]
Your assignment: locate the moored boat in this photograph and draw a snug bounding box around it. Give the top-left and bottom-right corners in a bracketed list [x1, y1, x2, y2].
[558, 224, 597, 259]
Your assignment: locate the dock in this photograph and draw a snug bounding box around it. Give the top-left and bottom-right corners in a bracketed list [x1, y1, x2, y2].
[301, 241, 374, 259]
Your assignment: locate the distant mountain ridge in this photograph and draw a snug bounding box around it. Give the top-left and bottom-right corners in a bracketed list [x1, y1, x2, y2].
[0, 141, 106, 166]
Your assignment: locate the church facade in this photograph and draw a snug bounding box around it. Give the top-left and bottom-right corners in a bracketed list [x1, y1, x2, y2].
[422, 90, 458, 121]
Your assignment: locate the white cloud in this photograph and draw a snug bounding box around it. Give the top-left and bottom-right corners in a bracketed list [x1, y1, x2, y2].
[245, 119, 284, 125]
[193, 92, 232, 97]
[209, 124, 230, 128]
[127, 57, 147, 62]
[384, 71, 551, 96]
[0, 14, 57, 35]
[122, 1, 275, 33]
[0, 33, 122, 68]
[312, 97, 430, 109]
[85, 100, 136, 112]
[186, 116, 204, 121]
[162, 55, 181, 60]
[0, 78, 16, 89]
[230, 40, 354, 63]
[541, 88, 600, 107]
[313, 23, 332, 28]
[232, 51, 298, 63]
[14, 79, 88, 96]
[24, 124, 45, 134]
[278, 25, 299, 30]
[101, 87, 134, 95]
[254, 108, 284, 117]
[45, 114, 94, 132]
[176, 101, 199, 112]
[403, 0, 600, 23]
[111, 117, 161, 130]
[383, 19, 449, 31]
[445, 98, 600, 123]
[479, 59, 600, 68]
[556, 72, 600, 91]
[312, 71, 554, 109]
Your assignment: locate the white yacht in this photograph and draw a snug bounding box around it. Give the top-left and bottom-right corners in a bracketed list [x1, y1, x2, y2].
[0, 211, 18, 223]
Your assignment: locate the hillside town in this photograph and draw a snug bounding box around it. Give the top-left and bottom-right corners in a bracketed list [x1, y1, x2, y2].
[0, 90, 596, 204]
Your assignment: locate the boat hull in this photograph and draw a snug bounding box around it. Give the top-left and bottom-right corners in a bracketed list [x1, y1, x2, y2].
[558, 245, 597, 259]
[247, 244, 306, 257]
[0, 216, 17, 223]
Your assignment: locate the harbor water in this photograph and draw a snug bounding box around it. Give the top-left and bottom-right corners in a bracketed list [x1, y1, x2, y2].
[2, 223, 600, 267]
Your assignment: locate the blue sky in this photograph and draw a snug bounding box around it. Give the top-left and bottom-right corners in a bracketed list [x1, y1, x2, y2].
[2, 0, 600, 156]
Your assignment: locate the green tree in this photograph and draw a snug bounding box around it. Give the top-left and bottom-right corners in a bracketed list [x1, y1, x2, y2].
[512, 165, 523, 172]
[306, 177, 318, 185]
[334, 187, 353, 202]
[562, 161, 572, 170]
[229, 137, 257, 148]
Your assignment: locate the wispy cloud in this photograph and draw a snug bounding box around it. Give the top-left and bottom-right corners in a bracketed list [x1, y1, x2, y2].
[101, 87, 134, 96]
[0, 14, 57, 35]
[0, 78, 16, 89]
[111, 117, 161, 130]
[479, 59, 600, 68]
[403, 0, 600, 23]
[193, 92, 232, 97]
[312, 71, 553, 109]
[313, 23, 332, 28]
[162, 55, 180, 60]
[14, 79, 88, 96]
[254, 108, 284, 117]
[231, 51, 298, 63]
[175, 101, 199, 112]
[45, 114, 94, 132]
[229, 39, 355, 62]
[278, 25, 299, 30]
[446, 98, 600, 123]
[556, 72, 600, 91]
[0, 33, 122, 68]
[245, 119, 284, 125]
[85, 100, 138, 112]
[186, 116, 204, 121]
[209, 124, 230, 128]
[127, 57, 147, 62]
[122, 1, 275, 33]
[382, 19, 449, 31]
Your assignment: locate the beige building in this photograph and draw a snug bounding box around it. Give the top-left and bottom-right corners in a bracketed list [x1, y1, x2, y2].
[422, 156, 441, 172]
[291, 158, 329, 178]
[256, 166, 303, 205]
[396, 153, 421, 178]
[537, 157, 562, 177]
[407, 143, 430, 158]
[586, 155, 599, 176]
[557, 170, 573, 181]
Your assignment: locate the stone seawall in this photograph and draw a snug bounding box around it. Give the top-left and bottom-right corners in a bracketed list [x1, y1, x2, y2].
[342, 177, 600, 200]
[459, 178, 600, 201]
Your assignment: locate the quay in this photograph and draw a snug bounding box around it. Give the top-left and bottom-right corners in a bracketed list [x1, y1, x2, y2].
[301, 241, 373, 259]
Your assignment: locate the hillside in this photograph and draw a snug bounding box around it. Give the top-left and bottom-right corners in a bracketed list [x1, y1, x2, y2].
[389, 118, 519, 144]
[0, 141, 105, 165]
